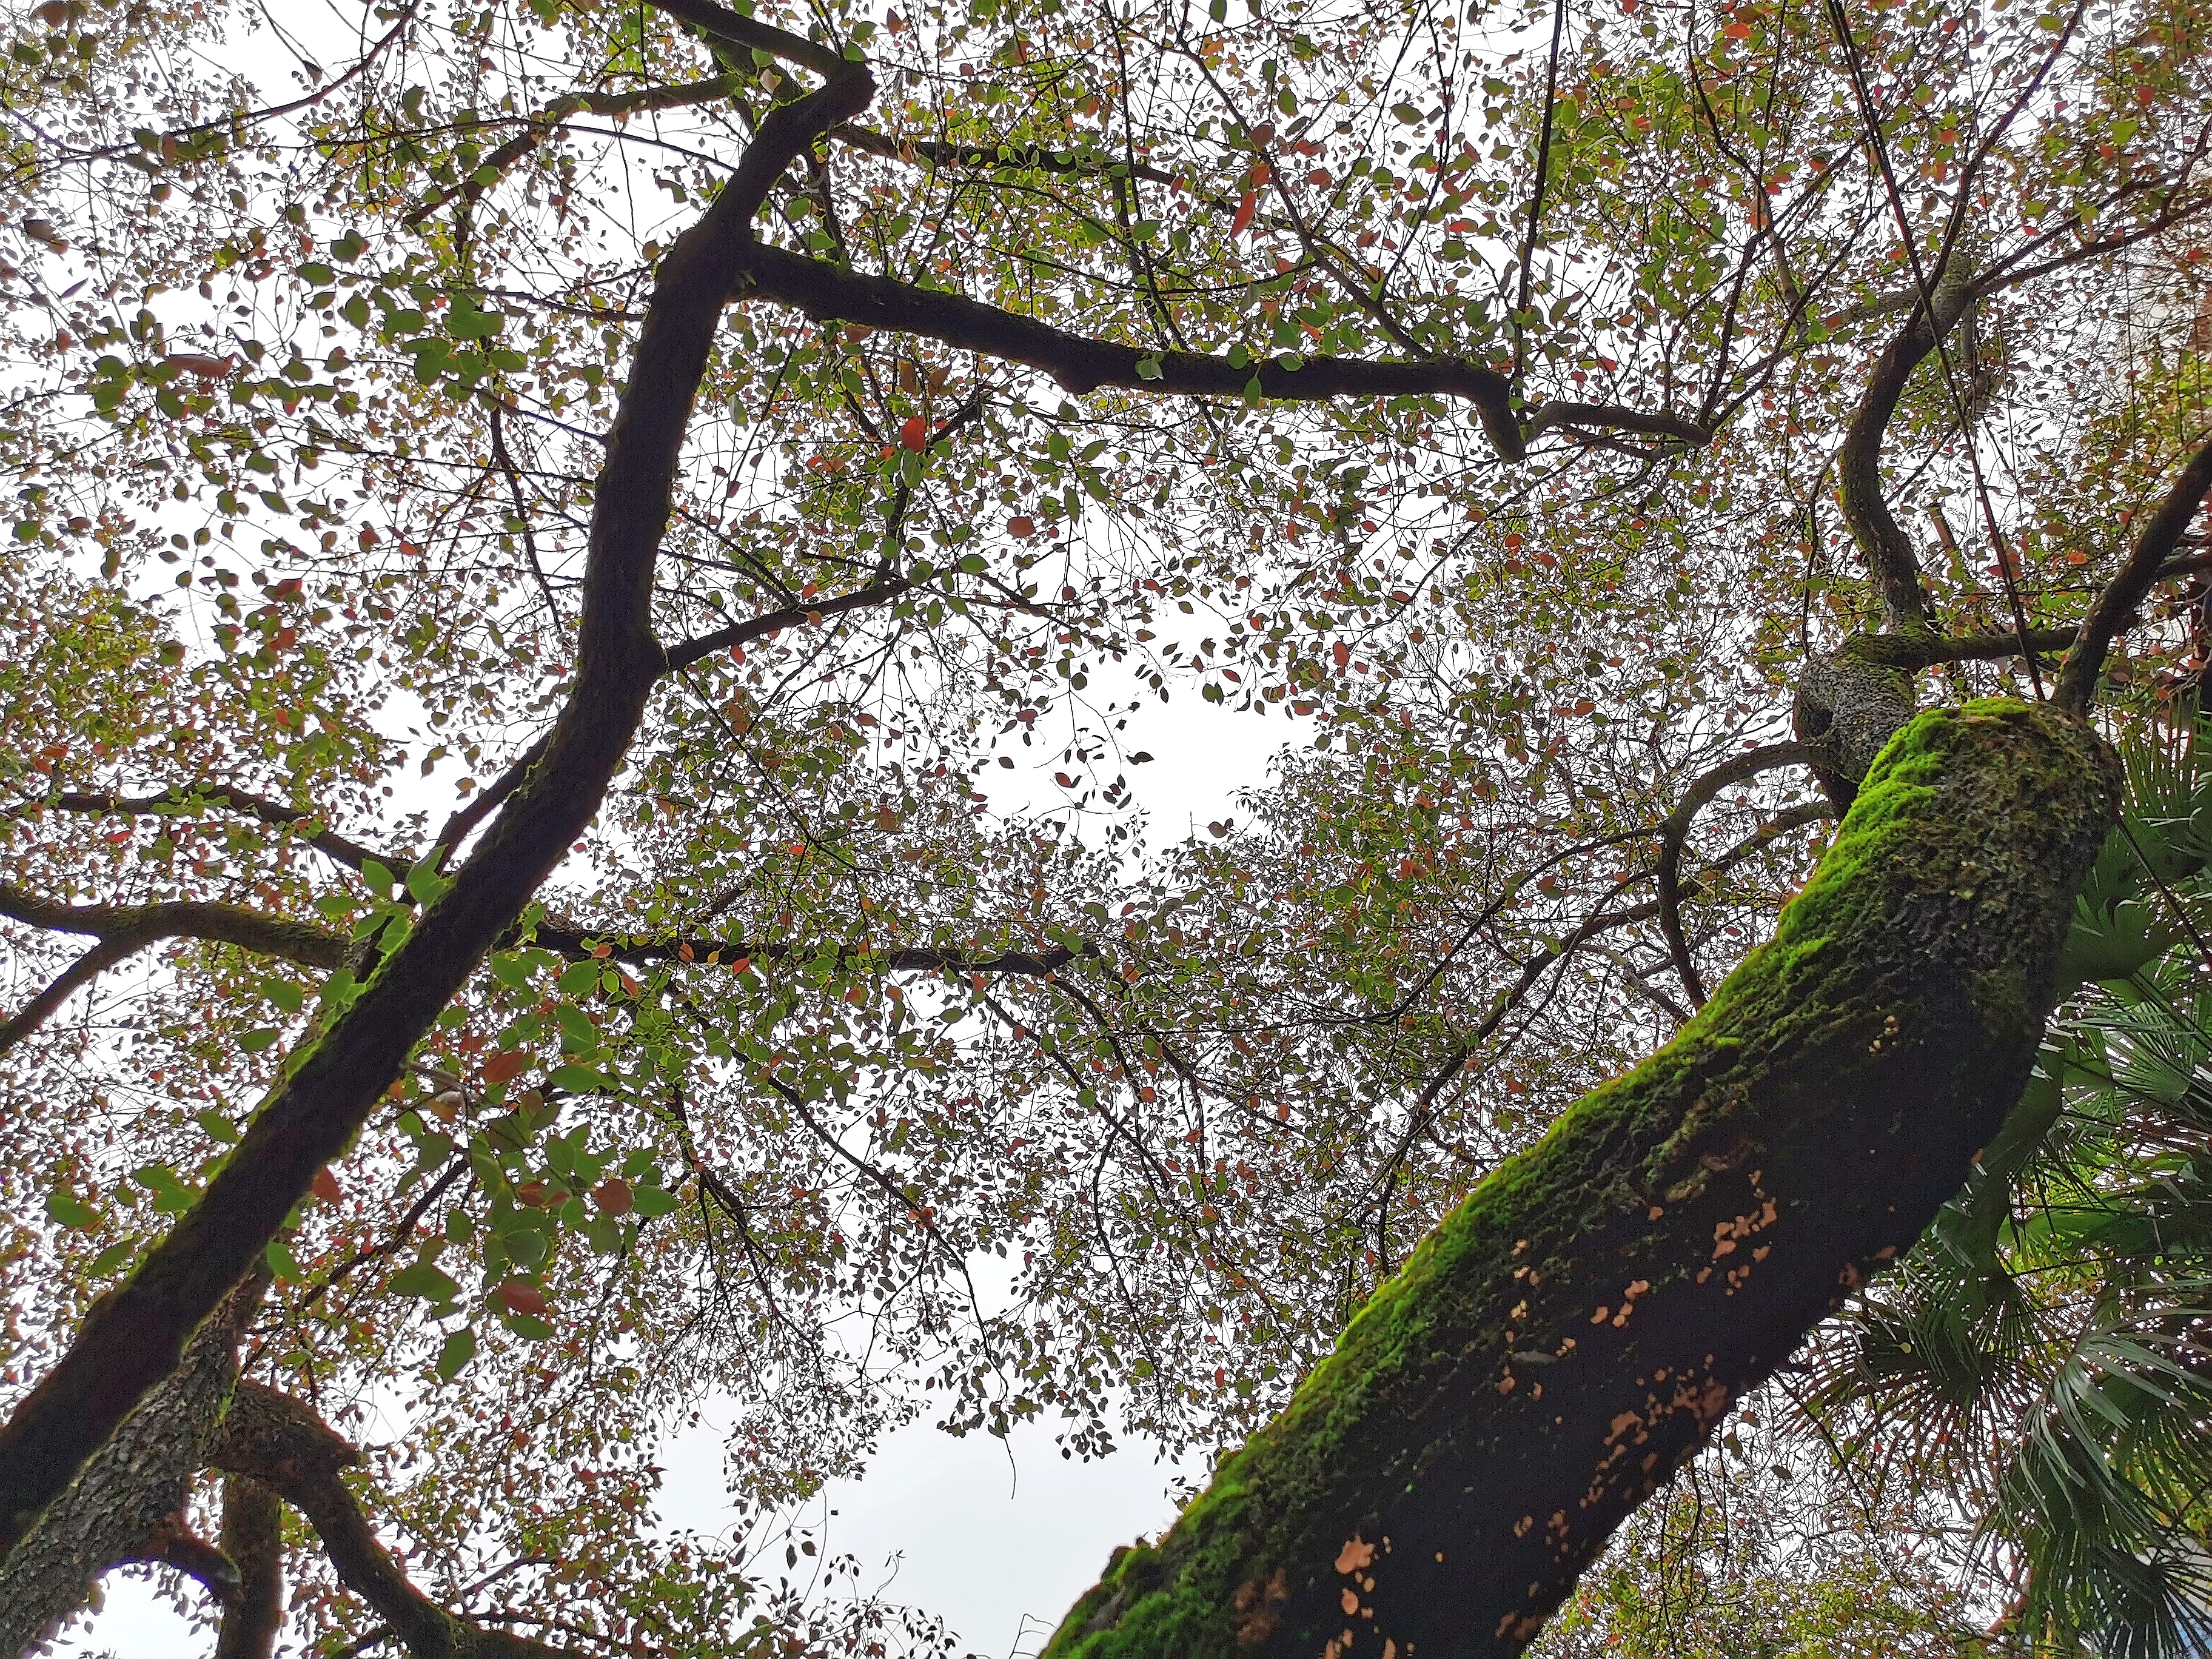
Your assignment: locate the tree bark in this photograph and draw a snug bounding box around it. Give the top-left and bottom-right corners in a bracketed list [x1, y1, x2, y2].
[212, 1475, 284, 1659]
[207, 1382, 575, 1659]
[0, 1275, 263, 1657]
[1042, 701, 2117, 1659]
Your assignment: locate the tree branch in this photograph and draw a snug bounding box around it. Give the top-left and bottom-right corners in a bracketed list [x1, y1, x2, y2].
[1855, 626, 2079, 668]
[2056, 435, 2212, 714]
[0, 28, 871, 1566]
[0, 935, 133, 1057]
[1834, 268, 1974, 632]
[0, 1272, 266, 1655]
[646, 0, 853, 79]
[431, 732, 551, 874]
[832, 122, 1176, 185]
[208, 1383, 580, 1659]
[212, 1475, 285, 1659]
[530, 922, 1081, 979]
[732, 241, 1528, 450]
[1047, 705, 2115, 1659]
[45, 783, 387, 873]
[403, 73, 753, 228]
[1654, 743, 1829, 1007]
[0, 882, 347, 987]
[663, 572, 908, 671]
[1378, 802, 1833, 1189]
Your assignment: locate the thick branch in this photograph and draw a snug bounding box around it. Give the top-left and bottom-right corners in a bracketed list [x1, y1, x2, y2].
[0, 1273, 266, 1655]
[0, 39, 869, 1566]
[47, 784, 386, 872]
[2056, 436, 2212, 714]
[731, 243, 1708, 464]
[1858, 626, 2079, 667]
[0, 882, 346, 1053]
[1044, 703, 2116, 1659]
[1834, 272, 1974, 632]
[209, 1384, 573, 1659]
[1521, 401, 1713, 448]
[646, 0, 852, 78]
[0, 882, 346, 970]
[212, 1475, 285, 1659]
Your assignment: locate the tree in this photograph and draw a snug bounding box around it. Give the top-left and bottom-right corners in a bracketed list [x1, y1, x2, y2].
[0, 0, 2207, 1652]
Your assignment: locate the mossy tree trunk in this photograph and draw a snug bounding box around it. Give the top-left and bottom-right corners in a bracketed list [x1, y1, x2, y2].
[1043, 702, 2118, 1659]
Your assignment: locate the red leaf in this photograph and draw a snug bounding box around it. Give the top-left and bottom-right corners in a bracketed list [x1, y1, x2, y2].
[163, 352, 235, 380]
[481, 1050, 528, 1086]
[1332, 640, 1350, 669]
[312, 1167, 342, 1203]
[1232, 192, 1258, 237]
[1007, 515, 1034, 537]
[497, 1278, 548, 1318]
[899, 416, 928, 451]
[592, 1179, 634, 1217]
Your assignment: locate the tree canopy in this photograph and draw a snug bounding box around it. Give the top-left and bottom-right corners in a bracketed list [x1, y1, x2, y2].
[0, 0, 2207, 1652]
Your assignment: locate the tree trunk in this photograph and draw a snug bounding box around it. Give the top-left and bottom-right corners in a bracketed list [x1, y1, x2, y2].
[212, 1475, 284, 1659]
[1042, 701, 2117, 1659]
[0, 1275, 262, 1657]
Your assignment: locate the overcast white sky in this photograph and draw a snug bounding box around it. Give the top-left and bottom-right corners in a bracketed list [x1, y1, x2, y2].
[65, 1406, 1195, 1659]
[54, 689, 1275, 1657]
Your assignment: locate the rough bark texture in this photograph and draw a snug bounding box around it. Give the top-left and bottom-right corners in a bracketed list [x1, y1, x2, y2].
[212, 1475, 284, 1659]
[1791, 637, 1917, 808]
[0, 1276, 261, 1657]
[207, 1382, 571, 1659]
[1042, 700, 2117, 1659]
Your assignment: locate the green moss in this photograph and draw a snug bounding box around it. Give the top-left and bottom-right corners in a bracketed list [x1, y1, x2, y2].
[1042, 702, 2117, 1659]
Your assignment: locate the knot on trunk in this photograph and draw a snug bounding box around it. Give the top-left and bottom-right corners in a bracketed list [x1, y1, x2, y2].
[1793, 634, 1922, 808]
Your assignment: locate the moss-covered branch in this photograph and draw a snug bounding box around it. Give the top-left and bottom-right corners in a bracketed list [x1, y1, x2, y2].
[1043, 702, 2117, 1659]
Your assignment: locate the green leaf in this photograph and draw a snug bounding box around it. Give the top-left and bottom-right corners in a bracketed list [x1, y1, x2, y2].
[557, 960, 602, 997]
[89, 1241, 136, 1276]
[447, 304, 506, 340]
[46, 1190, 96, 1230]
[196, 1110, 240, 1143]
[406, 860, 451, 907]
[631, 1182, 681, 1219]
[239, 1028, 281, 1053]
[266, 1238, 301, 1281]
[263, 977, 304, 1013]
[435, 1328, 478, 1379]
[548, 1063, 611, 1094]
[360, 858, 395, 899]
[389, 1261, 461, 1301]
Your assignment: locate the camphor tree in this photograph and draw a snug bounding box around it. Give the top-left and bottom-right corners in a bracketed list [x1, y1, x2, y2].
[0, 0, 2207, 1651]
